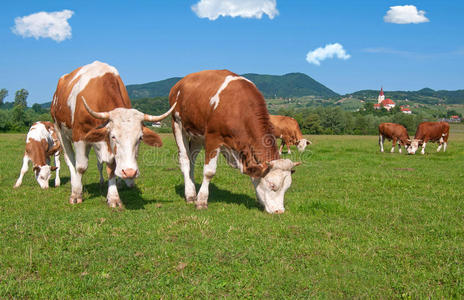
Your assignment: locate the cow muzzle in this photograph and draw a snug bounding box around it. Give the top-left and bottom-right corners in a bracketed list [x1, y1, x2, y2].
[121, 168, 138, 179]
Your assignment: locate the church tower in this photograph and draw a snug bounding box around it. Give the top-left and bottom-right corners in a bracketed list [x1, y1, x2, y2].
[378, 87, 385, 104]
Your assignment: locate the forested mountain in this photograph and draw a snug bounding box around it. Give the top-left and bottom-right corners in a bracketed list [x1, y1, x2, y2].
[126, 72, 339, 99]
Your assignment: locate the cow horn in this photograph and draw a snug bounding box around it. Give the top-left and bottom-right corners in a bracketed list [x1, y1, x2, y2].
[144, 102, 177, 122]
[82, 96, 110, 120]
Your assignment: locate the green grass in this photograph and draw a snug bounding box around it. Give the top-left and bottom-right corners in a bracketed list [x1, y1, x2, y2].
[1, 131, 463, 298]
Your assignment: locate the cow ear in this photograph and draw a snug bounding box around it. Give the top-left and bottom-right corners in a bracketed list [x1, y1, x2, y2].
[142, 126, 162, 147]
[84, 127, 109, 143]
[33, 166, 40, 174]
[51, 166, 58, 171]
[245, 163, 270, 178]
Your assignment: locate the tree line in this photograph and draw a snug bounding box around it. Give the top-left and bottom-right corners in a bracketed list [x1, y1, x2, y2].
[0, 88, 51, 132]
[0, 92, 458, 135]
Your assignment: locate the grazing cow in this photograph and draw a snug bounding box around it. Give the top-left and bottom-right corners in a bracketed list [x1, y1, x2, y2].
[408, 121, 450, 155]
[270, 115, 311, 154]
[169, 70, 300, 214]
[14, 121, 61, 189]
[50, 61, 175, 207]
[378, 122, 411, 153]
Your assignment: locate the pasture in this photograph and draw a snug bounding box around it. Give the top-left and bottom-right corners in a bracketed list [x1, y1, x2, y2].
[0, 130, 463, 298]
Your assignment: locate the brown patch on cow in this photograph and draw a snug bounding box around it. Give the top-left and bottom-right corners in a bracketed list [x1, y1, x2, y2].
[84, 126, 109, 143]
[142, 126, 162, 147]
[51, 69, 131, 142]
[414, 121, 450, 144]
[379, 123, 411, 146]
[26, 139, 47, 167]
[270, 115, 303, 146]
[169, 70, 279, 177]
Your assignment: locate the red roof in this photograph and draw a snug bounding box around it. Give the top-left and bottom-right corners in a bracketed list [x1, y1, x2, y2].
[451, 115, 459, 119]
[373, 103, 381, 108]
[379, 87, 384, 96]
[381, 98, 395, 105]
[401, 107, 411, 111]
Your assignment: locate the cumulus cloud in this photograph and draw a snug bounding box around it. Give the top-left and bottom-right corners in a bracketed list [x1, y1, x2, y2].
[384, 5, 429, 24]
[12, 9, 74, 42]
[192, 0, 278, 20]
[306, 43, 351, 66]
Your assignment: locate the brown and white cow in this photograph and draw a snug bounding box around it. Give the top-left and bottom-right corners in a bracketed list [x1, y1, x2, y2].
[378, 122, 411, 153]
[14, 121, 61, 189]
[408, 121, 450, 155]
[50, 61, 175, 207]
[270, 115, 311, 154]
[169, 70, 300, 214]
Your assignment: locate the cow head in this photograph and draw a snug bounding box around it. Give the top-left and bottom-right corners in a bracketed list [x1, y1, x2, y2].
[407, 139, 422, 154]
[33, 165, 57, 189]
[251, 159, 301, 214]
[82, 97, 176, 179]
[297, 139, 312, 152]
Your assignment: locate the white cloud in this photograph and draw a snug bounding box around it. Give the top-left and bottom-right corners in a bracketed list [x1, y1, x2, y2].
[192, 0, 278, 20]
[384, 5, 429, 24]
[306, 43, 351, 66]
[12, 9, 74, 42]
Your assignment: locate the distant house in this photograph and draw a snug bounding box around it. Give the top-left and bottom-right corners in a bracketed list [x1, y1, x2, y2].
[400, 106, 412, 114]
[373, 87, 396, 111]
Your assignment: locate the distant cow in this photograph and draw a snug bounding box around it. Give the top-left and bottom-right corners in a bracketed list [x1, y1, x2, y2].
[408, 121, 450, 155]
[270, 115, 311, 154]
[14, 121, 61, 189]
[51, 61, 175, 207]
[169, 70, 300, 214]
[378, 122, 411, 153]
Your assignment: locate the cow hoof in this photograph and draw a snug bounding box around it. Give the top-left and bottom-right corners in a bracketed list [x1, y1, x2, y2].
[69, 196, 82, 204]
[107, 198, 123, 208]
[186, 196, 196, 204]
[55, 182, 60, 187]
[195, 202, 208, 210]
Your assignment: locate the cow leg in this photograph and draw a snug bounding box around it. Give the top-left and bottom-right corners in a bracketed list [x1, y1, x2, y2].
[196, 147, 220, 210]
[421, 142, 427, 155]
[14, 154, 30, 188]
[97, 159, 104, 185]
[444, 142, 448, 152]
[70, 141, 91, 204]
[173, 121, 196, 203]
[391, 138, 396, 153]
[287, 143, 292, 154]
[188, 138, 204, 182]
[106, 161, 122, 208]
[56, 132, 80, 204]
[54, 151, 61, 187]
[398, 143, 402, 153]
[278, 140, 284, 155]
[379, 135, 384, 152]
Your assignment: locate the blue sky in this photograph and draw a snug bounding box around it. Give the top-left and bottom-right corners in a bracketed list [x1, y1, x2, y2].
[1, 0, 463, 104]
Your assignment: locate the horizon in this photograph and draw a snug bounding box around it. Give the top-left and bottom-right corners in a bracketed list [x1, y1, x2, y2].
[1, 0, 463, 104]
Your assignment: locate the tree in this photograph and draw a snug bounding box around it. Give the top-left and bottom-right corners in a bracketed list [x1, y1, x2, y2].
[32, 103, 43, 113]
[14, 89, 29, 108]
[0, 89, 7, 105]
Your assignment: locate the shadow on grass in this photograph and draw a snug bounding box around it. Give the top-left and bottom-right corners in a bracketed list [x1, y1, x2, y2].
[49, 176, 70, 187]
[83, 180, 159, 210]
[175, 183, 260, 211]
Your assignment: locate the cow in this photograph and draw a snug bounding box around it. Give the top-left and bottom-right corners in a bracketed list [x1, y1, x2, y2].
[169, 70, 301, 214]
[408, 121, 450, 155]
[270, 115, 311, 154]
[378, 122, 411, 153]
[50, 61, 175, 207]
[14, 121, 61, 189]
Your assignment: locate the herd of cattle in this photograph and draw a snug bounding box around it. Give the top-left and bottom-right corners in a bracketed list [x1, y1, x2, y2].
[12, 61, 451, 214]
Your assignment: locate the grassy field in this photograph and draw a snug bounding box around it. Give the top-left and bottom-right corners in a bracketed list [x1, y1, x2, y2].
[0, 129, 463, 298]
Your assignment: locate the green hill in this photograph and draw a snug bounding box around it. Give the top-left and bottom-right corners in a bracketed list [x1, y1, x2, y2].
[126, 77, 182, 100]
[126, 72, 339, 100]
[348, 88, 464, 105]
